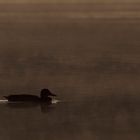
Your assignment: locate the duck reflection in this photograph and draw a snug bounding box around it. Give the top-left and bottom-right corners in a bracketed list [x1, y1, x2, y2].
[6, 101, 56, 113]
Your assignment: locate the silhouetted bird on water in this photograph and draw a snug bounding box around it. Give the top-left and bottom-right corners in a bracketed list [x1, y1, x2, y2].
[3, 89, 56, 103]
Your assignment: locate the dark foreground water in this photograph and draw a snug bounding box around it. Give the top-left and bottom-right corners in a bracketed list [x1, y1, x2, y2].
[0, 5, 140, 139]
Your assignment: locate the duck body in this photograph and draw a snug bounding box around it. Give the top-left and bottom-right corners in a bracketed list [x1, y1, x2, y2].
[4, 94, 40, 102]
[3, 89, 56, 103]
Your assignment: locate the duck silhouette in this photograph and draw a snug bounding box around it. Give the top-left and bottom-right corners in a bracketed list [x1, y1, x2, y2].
[3, 89, 56, 103]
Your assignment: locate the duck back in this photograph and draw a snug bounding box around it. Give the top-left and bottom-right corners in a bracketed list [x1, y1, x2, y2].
[4, 94, 40, 102]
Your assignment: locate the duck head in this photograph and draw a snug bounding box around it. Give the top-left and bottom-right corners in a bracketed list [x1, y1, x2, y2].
[40, 89, 56, 99]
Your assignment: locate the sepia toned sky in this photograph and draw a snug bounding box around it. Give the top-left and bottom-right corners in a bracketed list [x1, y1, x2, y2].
[0, 0, 140, 3]
[0, 0, 139, 19]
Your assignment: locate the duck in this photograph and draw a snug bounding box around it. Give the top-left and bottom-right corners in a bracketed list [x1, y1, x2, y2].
[3, 89, 56, 103]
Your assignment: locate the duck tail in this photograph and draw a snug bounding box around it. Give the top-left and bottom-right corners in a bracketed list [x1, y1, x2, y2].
[3, 96, 8, 99]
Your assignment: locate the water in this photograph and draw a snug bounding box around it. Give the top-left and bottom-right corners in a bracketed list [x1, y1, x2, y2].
[0, 3, 140, 140]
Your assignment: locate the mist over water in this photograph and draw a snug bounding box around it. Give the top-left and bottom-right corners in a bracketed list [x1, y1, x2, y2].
[0, 4, 140, 140]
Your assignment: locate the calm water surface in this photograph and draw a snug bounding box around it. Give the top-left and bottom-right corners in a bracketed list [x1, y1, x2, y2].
[0, 7, 140, 139]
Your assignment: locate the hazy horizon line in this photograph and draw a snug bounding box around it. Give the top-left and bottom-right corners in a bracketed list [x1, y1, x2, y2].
[0, 1, 140, 4]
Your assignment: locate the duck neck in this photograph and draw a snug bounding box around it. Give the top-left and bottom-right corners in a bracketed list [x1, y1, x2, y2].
[41, 96, 51, 100]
